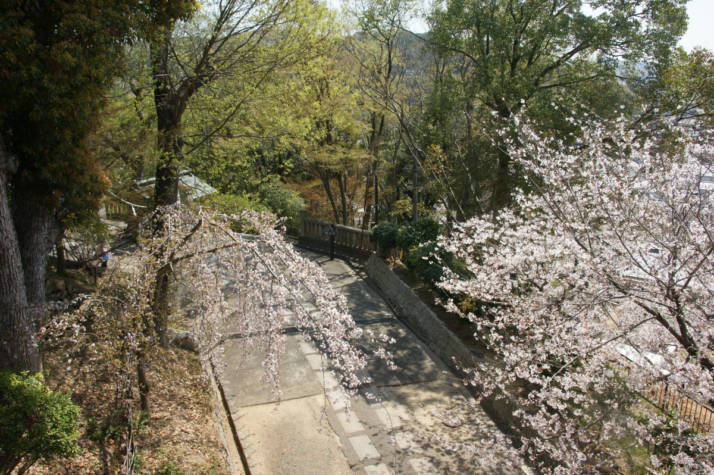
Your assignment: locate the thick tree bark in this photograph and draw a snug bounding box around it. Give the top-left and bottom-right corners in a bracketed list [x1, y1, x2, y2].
[151, 29, 184, 207]
[149, 28, 188, 354]
[154, 108, 182, 206]
[0, 136, 41, 372]
[152, 265, 170, 349]
[12, 188, 62, 307]
[154, 143, 181, 206]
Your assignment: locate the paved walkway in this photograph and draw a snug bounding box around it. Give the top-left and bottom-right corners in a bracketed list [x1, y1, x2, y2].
[215, 252, 526, 474]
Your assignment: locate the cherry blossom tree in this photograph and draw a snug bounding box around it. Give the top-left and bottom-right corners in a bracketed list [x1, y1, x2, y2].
[437, 116, 714, 472]
[42, 206, 377, 469]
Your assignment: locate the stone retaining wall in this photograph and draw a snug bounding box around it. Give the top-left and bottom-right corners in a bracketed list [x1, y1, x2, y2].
[365, 253, 524, 443]
[365, 254, 477, 375]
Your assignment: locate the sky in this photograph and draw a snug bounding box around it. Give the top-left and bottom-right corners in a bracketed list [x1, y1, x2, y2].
[679, 0, 714, 51]
[331, 0, 714, 52]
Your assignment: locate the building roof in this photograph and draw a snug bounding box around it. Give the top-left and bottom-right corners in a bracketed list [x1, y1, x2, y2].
[135, 170, 217, 201]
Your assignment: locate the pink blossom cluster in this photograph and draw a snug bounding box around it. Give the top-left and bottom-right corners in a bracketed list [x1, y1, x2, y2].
[42, 206, 376, 419]
[437, 116, 714, 473]
[144, 206, 377, 392]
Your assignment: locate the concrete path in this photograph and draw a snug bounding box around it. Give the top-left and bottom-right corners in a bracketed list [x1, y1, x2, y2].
[215, 252, 525, 474]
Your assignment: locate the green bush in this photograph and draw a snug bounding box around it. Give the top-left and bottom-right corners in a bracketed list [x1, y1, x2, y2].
[403, 241, 453, 288]
[257, 178, 305, 235]
[387, 198, 430, 223]
[372, 222, 400, 253]
[397, 218, 442, 250]
[200, 193, 269, 216]
[199, 193, 270, 233]
[0, 371, 81, 474]
[200, 180, 305, 235]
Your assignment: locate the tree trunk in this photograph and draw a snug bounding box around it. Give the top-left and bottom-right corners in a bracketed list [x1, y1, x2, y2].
[373, 168, 379, 223]
[491, 101, 513, 213]
[0, 136, 41, 372]
[12, 188, 62, 307]
[55, 238, 66, 276]
[337, 174, 349, 225]
[412, 154, 419, 221]
[318, 173, 341, 224]
[154, 106, 182, 206]
[150, 29, 187, 353]
[151, 29, 183, 207]
[491, 148, 511, 213]
[152, 265, 170, 349]
[136, 350, 150, 419]
[362, 162, 373, 229]
[368, 112, 384, 225]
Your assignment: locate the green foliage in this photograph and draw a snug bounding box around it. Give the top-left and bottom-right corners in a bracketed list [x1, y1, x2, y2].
[151, 0, 341, 206]
[257, 178, 306, 232]
[402, 241, 452, 288]
[200, 182, 305, 235]
[631, 47, 714, 126]
[373, 222, 400, 251]
[200, 193, 268, 233]
[200, 193, 269, 216]
[387, 198, 431, 224]
[423, 0, 689, 214]
[89, 47, 159, 186]
[0, 1, 158, 223]
[262, 183, 304, 218]
[429, 0, 687, 111]
[0, 372, 80, 473]
[389, 218, 449, 288]
[397, 218, 442, 250]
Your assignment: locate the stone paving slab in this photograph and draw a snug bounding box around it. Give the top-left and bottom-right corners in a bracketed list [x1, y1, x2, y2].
[232, 394, 352, 475]
[382, 381, 524, 474]
[338, 288, 395, 321]
[221, 336, 323, 407]
[221, 336, 305, 368]
[356, 321, 442, 387]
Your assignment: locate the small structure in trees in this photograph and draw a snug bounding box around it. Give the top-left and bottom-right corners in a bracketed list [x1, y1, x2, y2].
[135, 170, 217, 204]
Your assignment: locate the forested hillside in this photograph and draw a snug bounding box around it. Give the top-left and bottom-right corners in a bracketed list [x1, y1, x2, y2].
[1, 1, 712, 473]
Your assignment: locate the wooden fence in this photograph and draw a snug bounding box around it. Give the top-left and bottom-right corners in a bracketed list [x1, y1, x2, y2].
[298, 214, 375, 260]
[104, 200, 135, 219]
[643, 382, 714, 432]
[104, 192, 149, 219]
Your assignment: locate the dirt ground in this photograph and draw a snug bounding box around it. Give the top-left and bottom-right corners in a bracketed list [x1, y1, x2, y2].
[32, 347, 230, 475]
[27, 238, 231, 475]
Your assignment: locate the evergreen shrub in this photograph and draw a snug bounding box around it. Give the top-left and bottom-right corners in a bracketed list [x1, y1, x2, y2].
[397, 218, 442, 250]
[0, 371, 81, 474]
[372, 222, 400, 254]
